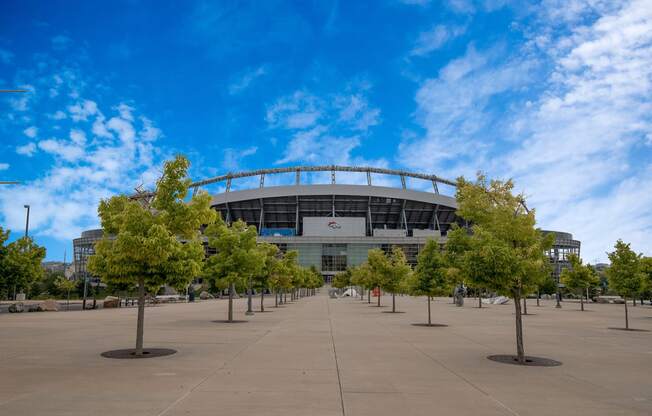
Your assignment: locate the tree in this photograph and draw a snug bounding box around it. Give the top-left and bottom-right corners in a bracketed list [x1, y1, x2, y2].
[640, 257, 652, 305]
[332, 269, 352, 290]
[454, 174, 554, 364]
[255, 242, 279, 312]
[1, 235, 46, 300]
[606, 240, 644, 330]
[350, 263, 372, 301]
[204, 218, 261, 322]
[305, 266, 323, 296]
[55, 276, 77, 310]
[381, 246, 411, 313]
[412, 239, 451, 325]
[269, 250, 297, 306]
[88, 155, 215, 356]
[367, 249, 389, 307]
[560, 254, 599, 311]
[444, 225, 472, 304]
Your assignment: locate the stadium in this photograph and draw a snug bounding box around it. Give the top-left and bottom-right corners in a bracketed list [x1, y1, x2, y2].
[74, 166, 580, 283]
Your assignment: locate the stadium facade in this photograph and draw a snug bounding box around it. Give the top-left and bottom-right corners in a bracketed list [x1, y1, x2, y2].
[73, 166, 580, 283]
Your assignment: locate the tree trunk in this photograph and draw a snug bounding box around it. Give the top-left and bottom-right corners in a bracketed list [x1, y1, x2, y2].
[633, 298, 636, 306]
[478, 290, 482, 308]
[360, 288, 364, 301]
[260, 291, 265, 312]
[536, 291, 540, 307]
[513, 291, 525, 364]
[427, 296, 431, 325]
[228, 283, 234, 322]
[377, 287, 381, 307]
[624, 297, 629, 330]
[368, 288, 371, 304]
[135, 277, 146, 356]
[392, 293, 396, 312]
[523, 297, 528, 315]
[580, 293, 584, 311]
[67, 290, 70, 311]
[246, 279, 253, 315]
[275, 289, 278, 307]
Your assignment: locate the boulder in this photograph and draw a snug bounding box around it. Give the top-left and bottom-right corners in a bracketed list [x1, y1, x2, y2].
[8, 302, 24, 313]
[39, 299, 59, 311]
[199, 291, 214, 300]
[103, 296, 120, 308]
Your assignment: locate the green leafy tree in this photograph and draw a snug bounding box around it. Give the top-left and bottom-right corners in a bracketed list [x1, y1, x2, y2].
[412, 239, 451, 325]
[305, 265, 323, 296]
[55, 276, 77, 310]
[367, 248, 389, 307]
[454, 174, 554, 364]
[606, 240, 644, 330]
[269, 250, 297, 306]
[350, 263, 372, 301]
[204, 218, 261, 322]
[1, 236, 46, 299]
[88, 155, 215, 355]
[640, 257, 652, 304]
[444, 226, 472, 304]
[560, 254, 599, 311]
[255, 242, 279, 312]
[381, 247, 411, 313]
[332, 269, 352, 290]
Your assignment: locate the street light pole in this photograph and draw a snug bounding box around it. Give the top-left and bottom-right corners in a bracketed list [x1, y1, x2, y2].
[24, 205, 30, 237]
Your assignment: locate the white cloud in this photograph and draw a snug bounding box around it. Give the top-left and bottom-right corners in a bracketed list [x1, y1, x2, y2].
[400, 0, 652, 261]
[38, 139, 85, 162]
[23, 126, 38, 138]
[69, 129, 86, 145]
[8, 84, 34, 112]
[222, 146, 258, 171]
[91, 116, 113, 139]
[48, 110, 67, 120]
[228, 65, 267, 95]
[2, 101, 165, 240]
[411, 24, 467, 56]
[0, 163, 9, 171]
[16, 142, 37, 157]
[267, 85, 382, 166]
[68, 100, 98, 122]
[266, 91, 322, 129]
[399, 44, 535, 174]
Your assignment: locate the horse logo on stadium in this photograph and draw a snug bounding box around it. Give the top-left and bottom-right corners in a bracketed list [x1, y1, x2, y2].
[327, 221, 341, 229]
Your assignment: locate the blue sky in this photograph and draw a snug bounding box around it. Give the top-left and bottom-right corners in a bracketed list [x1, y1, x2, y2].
[1, 0, 651, 262]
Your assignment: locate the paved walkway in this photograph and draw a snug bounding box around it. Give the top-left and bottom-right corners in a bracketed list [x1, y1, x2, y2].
[1, 292, 651, 415]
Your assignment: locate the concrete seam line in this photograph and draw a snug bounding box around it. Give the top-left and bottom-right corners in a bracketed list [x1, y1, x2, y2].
[155, 317, 284, 416]
[326, 296, 347, 416]
[373, 317, 521, 416]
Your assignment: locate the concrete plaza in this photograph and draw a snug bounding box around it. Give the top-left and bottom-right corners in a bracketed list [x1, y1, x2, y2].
[1, 292, 651, 416]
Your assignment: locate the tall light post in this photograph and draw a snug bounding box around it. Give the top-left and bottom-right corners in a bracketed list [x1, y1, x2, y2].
[23, 205, 30, 237]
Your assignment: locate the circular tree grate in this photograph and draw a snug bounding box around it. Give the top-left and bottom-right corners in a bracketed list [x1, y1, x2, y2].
[607, 327, 650, 332]
[487, 355, 562, 367]
[101, 348, 177, 359]
[411, 323, 448, 327]
[211, 320, 249, 324]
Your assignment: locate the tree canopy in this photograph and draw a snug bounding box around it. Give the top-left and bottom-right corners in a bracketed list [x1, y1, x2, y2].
[0, 231, 46, 299]
[560, 254, 599, 311]
[606, 240, 644, 299]
[88, 155, 215, 354]
[453, 173, 553, 364]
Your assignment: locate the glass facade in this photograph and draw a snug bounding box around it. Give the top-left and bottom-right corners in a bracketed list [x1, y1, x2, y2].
[321, 244, 348, 272]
